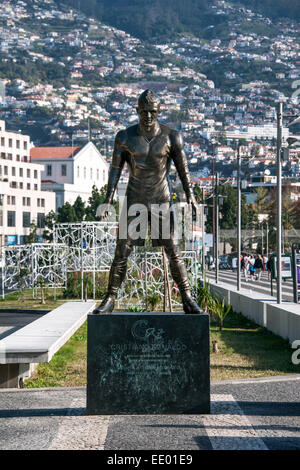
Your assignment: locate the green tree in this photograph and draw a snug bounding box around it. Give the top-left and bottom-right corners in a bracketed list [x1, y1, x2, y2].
[254, 186, 269, 217]
[26, 222, 39, 244]
[73, 196, 86, 222]
[43, 210, 58, 242]
[57, 202, 77, 223]
[85, 184, 108, 221]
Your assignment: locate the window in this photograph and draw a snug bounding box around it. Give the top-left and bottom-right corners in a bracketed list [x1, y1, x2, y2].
[34, 184, 38, 191]
[77, 166, 80, 178]
[46, 165, 52, 176]
[23, 156, 27, 162]
[37, 213, 45, 229]
[37, 198, 40, 207]
[7, 211, 16, 227]
[27, 183, 30, 190]
[19, 182, 23, 189]
[61, 164, 67, 176]
[16, 155, 20, 161]
[4, 166, 8, 175]
[0, 166, 2, 176]
[7, 153, 12, 160]
[1, 137, 4, 146]
[8, 195, 16, 205]
[103, 170, 105, 180]
[97, 169, 99, 180]
[8, 138, 12, 148]
[27, 169, 30, 178]
[90, 168, 93, 179]
[22, 197, 26, 206]
[23, 212, 30, 228]
[34, 170, 37, 179]
[12, 167, 15, 176]
[41, 198, 45, 208]
[0, 210, 2, 226]
[16, 140, 20, 149]
[19, 168, 23, 177]
[27, 197, 30, 206]
[24, 141, 27, 150]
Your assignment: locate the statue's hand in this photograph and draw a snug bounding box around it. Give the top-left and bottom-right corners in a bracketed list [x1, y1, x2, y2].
[96, 197, 114, 221]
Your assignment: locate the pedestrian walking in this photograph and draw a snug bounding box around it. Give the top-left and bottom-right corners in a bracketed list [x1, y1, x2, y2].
[242, 255, 249, 281]
[266, 256, 272, 281]
[254, 254, 263, 281]
[248, 255, 256, 281]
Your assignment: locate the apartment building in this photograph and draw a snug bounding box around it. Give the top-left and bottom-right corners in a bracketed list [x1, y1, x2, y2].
[0, 120, 56, 247]
[30, 142, 109, 209]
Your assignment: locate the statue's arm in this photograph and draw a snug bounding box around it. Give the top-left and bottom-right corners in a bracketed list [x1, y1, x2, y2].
[171, 132, 196, 205]
[104, 132, 126, 204]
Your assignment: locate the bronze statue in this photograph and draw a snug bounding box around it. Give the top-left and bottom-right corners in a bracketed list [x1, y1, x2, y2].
[93, 90, 202, 314]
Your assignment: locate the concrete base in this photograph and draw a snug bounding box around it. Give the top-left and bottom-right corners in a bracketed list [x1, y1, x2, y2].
[86, 312, 210, 415]
[206, 279, 300, 344]
[0, 364, 20, 388]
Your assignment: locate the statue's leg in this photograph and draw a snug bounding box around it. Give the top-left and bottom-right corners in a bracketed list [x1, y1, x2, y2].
[164, 243, 202, 314]
[93, 239, 134, 314]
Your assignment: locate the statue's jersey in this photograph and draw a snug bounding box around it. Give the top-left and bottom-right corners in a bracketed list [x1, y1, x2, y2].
[112, 123, 192, 208]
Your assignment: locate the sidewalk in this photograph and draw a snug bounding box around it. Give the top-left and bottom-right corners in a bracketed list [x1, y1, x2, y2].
[0, 375, 299, 450]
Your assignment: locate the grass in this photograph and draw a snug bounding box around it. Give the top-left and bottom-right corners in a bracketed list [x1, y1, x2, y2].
[24, 310, 300, 388]
[0, 289, 67, 311]
[25, 322, 88, 388]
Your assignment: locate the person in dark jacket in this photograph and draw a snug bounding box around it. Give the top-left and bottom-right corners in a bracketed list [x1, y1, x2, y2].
[254, 254, 263, 281]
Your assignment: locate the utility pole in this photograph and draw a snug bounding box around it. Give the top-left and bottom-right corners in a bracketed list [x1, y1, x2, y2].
[266, 221, 269, 259]
[202, 187, 205, 277]
[215, 172, 219, 284]
[237, 142, 241, 291]
[277, 102, 283, 304]
[212, 140, 216, 266]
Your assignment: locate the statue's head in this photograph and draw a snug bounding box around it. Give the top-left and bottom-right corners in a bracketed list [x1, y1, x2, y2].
[136, 90, 161, 130]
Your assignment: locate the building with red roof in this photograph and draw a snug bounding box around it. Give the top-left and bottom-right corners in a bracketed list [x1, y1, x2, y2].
[30, 142, 109, 209]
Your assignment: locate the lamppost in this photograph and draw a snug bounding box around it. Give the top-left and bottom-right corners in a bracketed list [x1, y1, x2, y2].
[214, 172, 225, 284]
[276, 102, 283, 304]
[201, 187, 206, 277]
[215, 172, 219, 283]
[211, 138, 217, 275]
[276, 104, 300, 304]
[236, 141, 241, 291]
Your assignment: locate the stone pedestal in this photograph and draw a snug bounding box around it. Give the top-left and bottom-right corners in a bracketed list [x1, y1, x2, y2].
[86, 312, 210, 415]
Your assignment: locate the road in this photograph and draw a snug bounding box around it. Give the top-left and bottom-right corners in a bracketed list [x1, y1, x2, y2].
[205, 269, 295, 302]
[0, 376, 299, 450]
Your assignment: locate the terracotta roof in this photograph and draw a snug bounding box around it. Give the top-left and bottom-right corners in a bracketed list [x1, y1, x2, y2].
[30, 146, 82, 160]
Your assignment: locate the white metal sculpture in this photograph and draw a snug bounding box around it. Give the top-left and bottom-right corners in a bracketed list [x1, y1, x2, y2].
[1, 222, 197, 310]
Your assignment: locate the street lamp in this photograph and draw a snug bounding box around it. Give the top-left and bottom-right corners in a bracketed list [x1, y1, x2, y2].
[276, 103, 300, 304]
[236, 140, 241, 291]
[201, 187, 206, 277]
[201, 135, 218, 274]
[214, 172, 225, 284]
[215, 172, 219, 284]
[276, 102, 283, 304]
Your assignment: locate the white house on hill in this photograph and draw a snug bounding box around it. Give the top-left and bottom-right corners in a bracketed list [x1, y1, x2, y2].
[30, 142, 109, 210]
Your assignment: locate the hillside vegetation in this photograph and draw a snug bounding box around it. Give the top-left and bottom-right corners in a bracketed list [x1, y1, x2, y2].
[55, 0, 300, 41]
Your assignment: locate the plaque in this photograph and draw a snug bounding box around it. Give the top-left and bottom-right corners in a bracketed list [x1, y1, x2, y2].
[86, 312, 210, 414]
